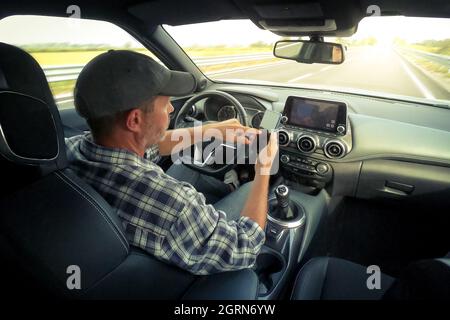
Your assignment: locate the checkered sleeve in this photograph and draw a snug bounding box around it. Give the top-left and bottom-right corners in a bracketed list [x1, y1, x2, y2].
[65, 135, 81, 159]
[159, 183, 266, 275]
[144, 144, 161, 163]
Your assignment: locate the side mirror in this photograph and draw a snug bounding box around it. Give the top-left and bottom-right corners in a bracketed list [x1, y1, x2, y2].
[273, 40, 345, 64]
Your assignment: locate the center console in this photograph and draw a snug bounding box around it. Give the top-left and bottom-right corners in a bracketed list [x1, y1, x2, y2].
[254, 184, 308, 299]
[277, 96, 352, 188]
[253, 96, 351, 299]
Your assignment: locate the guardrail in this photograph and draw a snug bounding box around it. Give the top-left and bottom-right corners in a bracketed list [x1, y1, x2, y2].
[44, 64, 84, 82]
[43, 52, 273, 83]
[396, 47, 450, 69]
[44, 52, 274, 107]
[194, 53, 272, 66]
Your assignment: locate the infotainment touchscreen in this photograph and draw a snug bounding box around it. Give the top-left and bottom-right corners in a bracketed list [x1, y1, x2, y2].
[283, 96, 347, 134]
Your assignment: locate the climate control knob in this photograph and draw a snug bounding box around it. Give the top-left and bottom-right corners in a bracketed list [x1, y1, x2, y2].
[280, 155, 290, 164]
[316, 163, 329, 175]
[337, 125, 346, 134]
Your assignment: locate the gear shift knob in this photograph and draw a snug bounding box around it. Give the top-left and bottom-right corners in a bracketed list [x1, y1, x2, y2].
[275, 185, 294, 220]
[275, 185, 289, 208]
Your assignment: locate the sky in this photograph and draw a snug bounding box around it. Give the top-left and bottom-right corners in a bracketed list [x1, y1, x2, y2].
[0, 15, 142, 47]
[166, 16, 450, 46]
[0, 15, 449, 48]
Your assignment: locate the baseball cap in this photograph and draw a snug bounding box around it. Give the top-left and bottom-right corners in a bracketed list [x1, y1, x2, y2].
[74, 50, 196, 119]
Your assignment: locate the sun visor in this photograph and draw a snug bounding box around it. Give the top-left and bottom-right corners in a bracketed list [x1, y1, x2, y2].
[259, 19, 337, 33]
[234, 0, 362, 37]
[254, 2, 324, 19]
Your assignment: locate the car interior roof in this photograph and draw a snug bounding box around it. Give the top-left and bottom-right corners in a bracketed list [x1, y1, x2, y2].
[1, 0, 449, 36]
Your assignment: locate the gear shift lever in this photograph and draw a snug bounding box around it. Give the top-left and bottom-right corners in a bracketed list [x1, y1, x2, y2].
[275, 185, 295, 220]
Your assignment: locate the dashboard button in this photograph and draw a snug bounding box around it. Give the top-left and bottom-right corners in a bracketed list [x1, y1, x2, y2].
[280, 155, 290, 164]
[337, 125, 346, 134]
[316, 163, 329, 175]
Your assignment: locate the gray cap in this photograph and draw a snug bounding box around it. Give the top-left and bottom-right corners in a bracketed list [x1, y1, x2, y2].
[74, 50, 196, 119]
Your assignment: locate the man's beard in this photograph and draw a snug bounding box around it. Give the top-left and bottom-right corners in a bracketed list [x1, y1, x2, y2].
[159, 126, 168, 140]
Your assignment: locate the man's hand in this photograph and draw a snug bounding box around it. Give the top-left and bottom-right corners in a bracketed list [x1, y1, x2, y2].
[203, 119, 261, 145]
[240, 131, 278, 229]
[159, 118, 261, 156]
[255, 132, 279, 176]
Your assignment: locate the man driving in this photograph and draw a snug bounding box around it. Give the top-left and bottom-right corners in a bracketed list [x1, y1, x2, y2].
[65, 50, 278, 275]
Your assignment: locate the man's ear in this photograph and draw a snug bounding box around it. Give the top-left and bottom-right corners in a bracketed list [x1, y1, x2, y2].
[125, 108, 143, 133]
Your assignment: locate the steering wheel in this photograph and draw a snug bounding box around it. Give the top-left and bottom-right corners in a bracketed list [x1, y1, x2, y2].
[174, 90, 249, 177]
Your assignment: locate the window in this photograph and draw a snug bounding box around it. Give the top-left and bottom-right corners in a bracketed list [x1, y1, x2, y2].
[0, 15, 161, 109]
[165, 18, 450, 102]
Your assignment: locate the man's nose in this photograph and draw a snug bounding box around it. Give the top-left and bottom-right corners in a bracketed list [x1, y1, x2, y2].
[168, 102, 174, 114]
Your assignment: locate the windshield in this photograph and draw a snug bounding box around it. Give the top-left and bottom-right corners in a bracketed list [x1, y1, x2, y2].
[165, 17, 450, 103]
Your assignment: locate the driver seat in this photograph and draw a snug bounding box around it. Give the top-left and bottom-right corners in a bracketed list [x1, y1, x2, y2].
[0, 42, 259, 299]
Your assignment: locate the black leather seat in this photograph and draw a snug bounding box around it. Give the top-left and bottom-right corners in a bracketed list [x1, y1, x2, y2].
[291, 257, 396, 300]
[291, 256, 450, 300]
[0, 42, 259, 299]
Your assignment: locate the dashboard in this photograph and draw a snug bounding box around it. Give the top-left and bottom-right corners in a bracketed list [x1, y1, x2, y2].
[277, 95, 352, 188]
[60, 80, 450, 203]
[188, 83, 450, 200]
[201, 93, 267, 128]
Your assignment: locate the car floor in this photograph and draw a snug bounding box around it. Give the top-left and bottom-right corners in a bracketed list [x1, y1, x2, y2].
[322, 196, 450, 278]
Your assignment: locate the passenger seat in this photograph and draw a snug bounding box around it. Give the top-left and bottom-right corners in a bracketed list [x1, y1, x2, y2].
[291, 255, 450, 300]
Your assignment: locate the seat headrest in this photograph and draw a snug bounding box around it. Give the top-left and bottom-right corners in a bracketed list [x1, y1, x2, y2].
[0, 42, 54, 104]
[0, 43, 66, 167]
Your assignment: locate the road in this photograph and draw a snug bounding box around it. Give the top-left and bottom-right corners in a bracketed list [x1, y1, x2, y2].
[55, 46, 449, 109]
[209, 46, 450, 101]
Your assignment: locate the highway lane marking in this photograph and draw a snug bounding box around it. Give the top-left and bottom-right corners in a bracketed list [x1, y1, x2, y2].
[320, 66, 333, 72]
[211, 57, 352, 82]
[287, 73, 314, 83]
[287, 61, 350, 83]
[398, 58, 435, 100]
[207, 61, 290, 76]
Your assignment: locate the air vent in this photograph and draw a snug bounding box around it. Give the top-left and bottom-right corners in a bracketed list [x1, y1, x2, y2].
[297, 135, 316, 153]
[278, 130, 290, 146]
[324, 140, 346, 158]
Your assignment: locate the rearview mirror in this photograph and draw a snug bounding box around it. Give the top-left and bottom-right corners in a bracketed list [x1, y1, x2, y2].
[273, 40, 345, 64]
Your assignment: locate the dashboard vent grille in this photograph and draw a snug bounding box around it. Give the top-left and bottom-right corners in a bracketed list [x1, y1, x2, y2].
[278, 130, 290, 146]
[324, 140, 346, 158]
[297, 136, 316, 153]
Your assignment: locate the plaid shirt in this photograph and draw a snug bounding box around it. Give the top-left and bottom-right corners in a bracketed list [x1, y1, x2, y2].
[65, 133, 265, 275]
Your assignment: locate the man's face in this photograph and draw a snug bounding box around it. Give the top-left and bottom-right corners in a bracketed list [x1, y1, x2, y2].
[143, 95, 174, 145]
